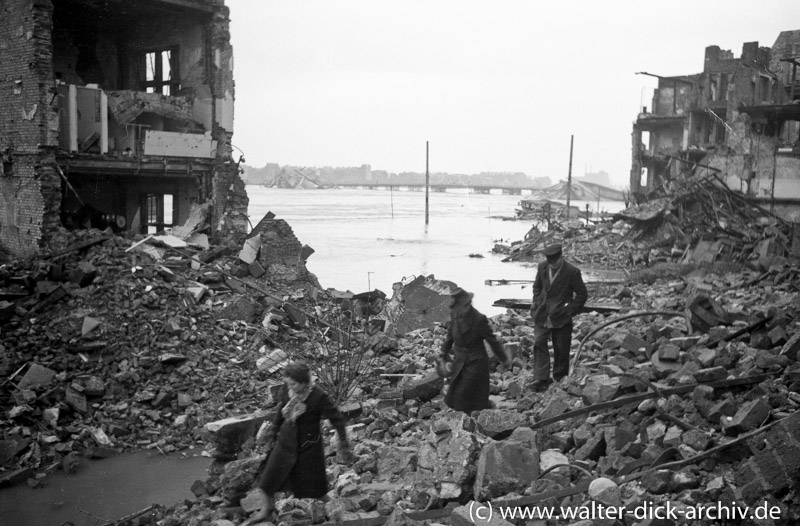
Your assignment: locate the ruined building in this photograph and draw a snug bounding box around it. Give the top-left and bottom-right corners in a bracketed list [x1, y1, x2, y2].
[0, 0, 249, 257]
[631, 32, 800, 220]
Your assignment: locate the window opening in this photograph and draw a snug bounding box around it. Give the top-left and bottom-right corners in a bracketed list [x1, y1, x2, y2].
[142, 48, 179, 95]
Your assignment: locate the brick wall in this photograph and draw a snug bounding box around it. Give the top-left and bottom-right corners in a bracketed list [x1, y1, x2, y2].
[0, 0, 62, 257]
[735, 412, 800, 510]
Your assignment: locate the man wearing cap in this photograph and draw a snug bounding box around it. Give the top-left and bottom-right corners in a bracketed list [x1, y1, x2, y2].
[439, 286, 512, 412]
[529, 243, 587, 391]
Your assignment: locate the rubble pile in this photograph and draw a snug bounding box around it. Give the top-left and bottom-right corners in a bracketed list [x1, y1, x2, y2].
[1, 201, 800, 525]
[498, 173, 798, 271]
[0, 226, 372, 487]
[150, 263, 800, 525]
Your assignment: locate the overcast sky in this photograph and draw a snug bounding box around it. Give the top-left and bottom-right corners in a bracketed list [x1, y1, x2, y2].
[227, 1, 800, 187]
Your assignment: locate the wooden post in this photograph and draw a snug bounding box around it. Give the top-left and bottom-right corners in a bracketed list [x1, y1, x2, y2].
[565, 135, 574, 219]
[425, 141, 429, 225]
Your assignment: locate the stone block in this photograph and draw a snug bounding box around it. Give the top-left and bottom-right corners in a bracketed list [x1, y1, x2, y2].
[582, 374, 620, 405]
[681, 429, 712, 451]
[474, 440, 539, 500]
[721, 398, 771, 435]
[69, 261, 97, 287]
[539, 449, 568, 473]
[658, 342, 681, 361]
[376, 446, 418, 478]
[694, 347, 717, 368]
[603, 427, 635, 452]
[538, 397, 570, 421]
[620, 333, 651, 354]
[402, 371, 443, 402]
[476, 409, 527, 439]
[753, 449, 790, 494]
[204, 410, 273, 458]
[65, 385, 87, 414]
[641, 469, 671, 494]
[705, 398, 735, 422]
[574, 432, 605, 461]
[248, 260, 266, 278]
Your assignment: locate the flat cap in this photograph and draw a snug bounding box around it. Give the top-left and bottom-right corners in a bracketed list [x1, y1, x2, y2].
[543, 243, 562, 256]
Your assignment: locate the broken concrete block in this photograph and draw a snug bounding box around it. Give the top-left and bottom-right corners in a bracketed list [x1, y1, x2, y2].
[204, 410, 273, 458]
[402, 371, 443, 402]
[65, 385, 87, 414]
[186, 285, 209, 303]
[603, 426, 635, 451]
[663, 425, 683, 447]
[657, 342, 681, 361]
[69, 262, 98, 287]
[81, 317, 102, 337]
[781, 333, 800, 357]
[681, 429, 712, 451]
[694, 347, 717, 368]
[215, 295, 259, 323]
[621, 333, 652, 354]
[705, 398, 736, 423]
[574, 432, 605, 461]
[376, 446, 418, 478]
[651, 352, 683, 377]
[248, 260, 266, 278]
[641, 469, 672, 494]
[476, 409, 527, 439]
[722, 398, 771, 435]
[89, 427, 113, 447]
[474, 440, 539, 500]
[83, 376, 105, 397]
[538, 397, 570, 421]
[16, 363, 56, 390]
[539, 449, 568, 473]
[582, 374, 620, 405]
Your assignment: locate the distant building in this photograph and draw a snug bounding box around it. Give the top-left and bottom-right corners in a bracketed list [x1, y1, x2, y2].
[0, 0, 248, 257]
[631, 34, 800, 219]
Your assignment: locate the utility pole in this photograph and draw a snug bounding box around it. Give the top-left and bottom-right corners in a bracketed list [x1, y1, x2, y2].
[425, 141, 429, 225]
[565, 135, 574, 219]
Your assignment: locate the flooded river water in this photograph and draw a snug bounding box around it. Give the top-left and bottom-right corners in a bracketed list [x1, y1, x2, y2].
[247, 186, 625, 314]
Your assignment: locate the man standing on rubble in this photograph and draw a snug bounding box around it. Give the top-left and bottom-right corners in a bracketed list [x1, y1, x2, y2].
[530, 243, 587, 391]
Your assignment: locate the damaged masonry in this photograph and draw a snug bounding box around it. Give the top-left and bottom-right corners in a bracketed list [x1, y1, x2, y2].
[0, 0, 249, 259]
[1, 7, 800, 526]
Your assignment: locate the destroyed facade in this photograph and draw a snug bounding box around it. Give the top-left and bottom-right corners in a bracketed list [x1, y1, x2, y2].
[631, 31, 800, 221]
[0, 0, 248, 258]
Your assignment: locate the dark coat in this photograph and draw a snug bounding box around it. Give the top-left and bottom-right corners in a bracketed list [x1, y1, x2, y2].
[257, 384, 347, 498]
[530, 259, 588, 327]
[441, 305, 507, 412]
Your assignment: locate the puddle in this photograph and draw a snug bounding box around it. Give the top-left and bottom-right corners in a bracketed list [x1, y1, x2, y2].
[0, 450, 211, 526]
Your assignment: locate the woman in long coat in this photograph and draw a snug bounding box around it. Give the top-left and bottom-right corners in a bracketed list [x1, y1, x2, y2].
[243, 362, 351, 526]
[439, 287, 511, 412]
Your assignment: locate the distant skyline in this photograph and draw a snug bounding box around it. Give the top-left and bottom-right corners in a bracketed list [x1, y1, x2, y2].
[227, 1, 800, 188]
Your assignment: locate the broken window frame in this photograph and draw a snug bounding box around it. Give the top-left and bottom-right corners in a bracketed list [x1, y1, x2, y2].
[141, 193, 175, 234]
[139, 47, 180, 96]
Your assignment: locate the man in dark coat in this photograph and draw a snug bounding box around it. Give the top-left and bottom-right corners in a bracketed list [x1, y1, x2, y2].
[530, 243, 587, 391]
[439, 287, 512, 412]
[244, 362, 351, 526]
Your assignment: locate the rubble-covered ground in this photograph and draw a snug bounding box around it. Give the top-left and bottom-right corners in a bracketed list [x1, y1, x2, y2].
[2, 174, 800, 526]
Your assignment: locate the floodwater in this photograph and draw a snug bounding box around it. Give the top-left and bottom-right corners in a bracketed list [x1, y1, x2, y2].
[247, 186, 626, 315]
[0, 451, 210, 526]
